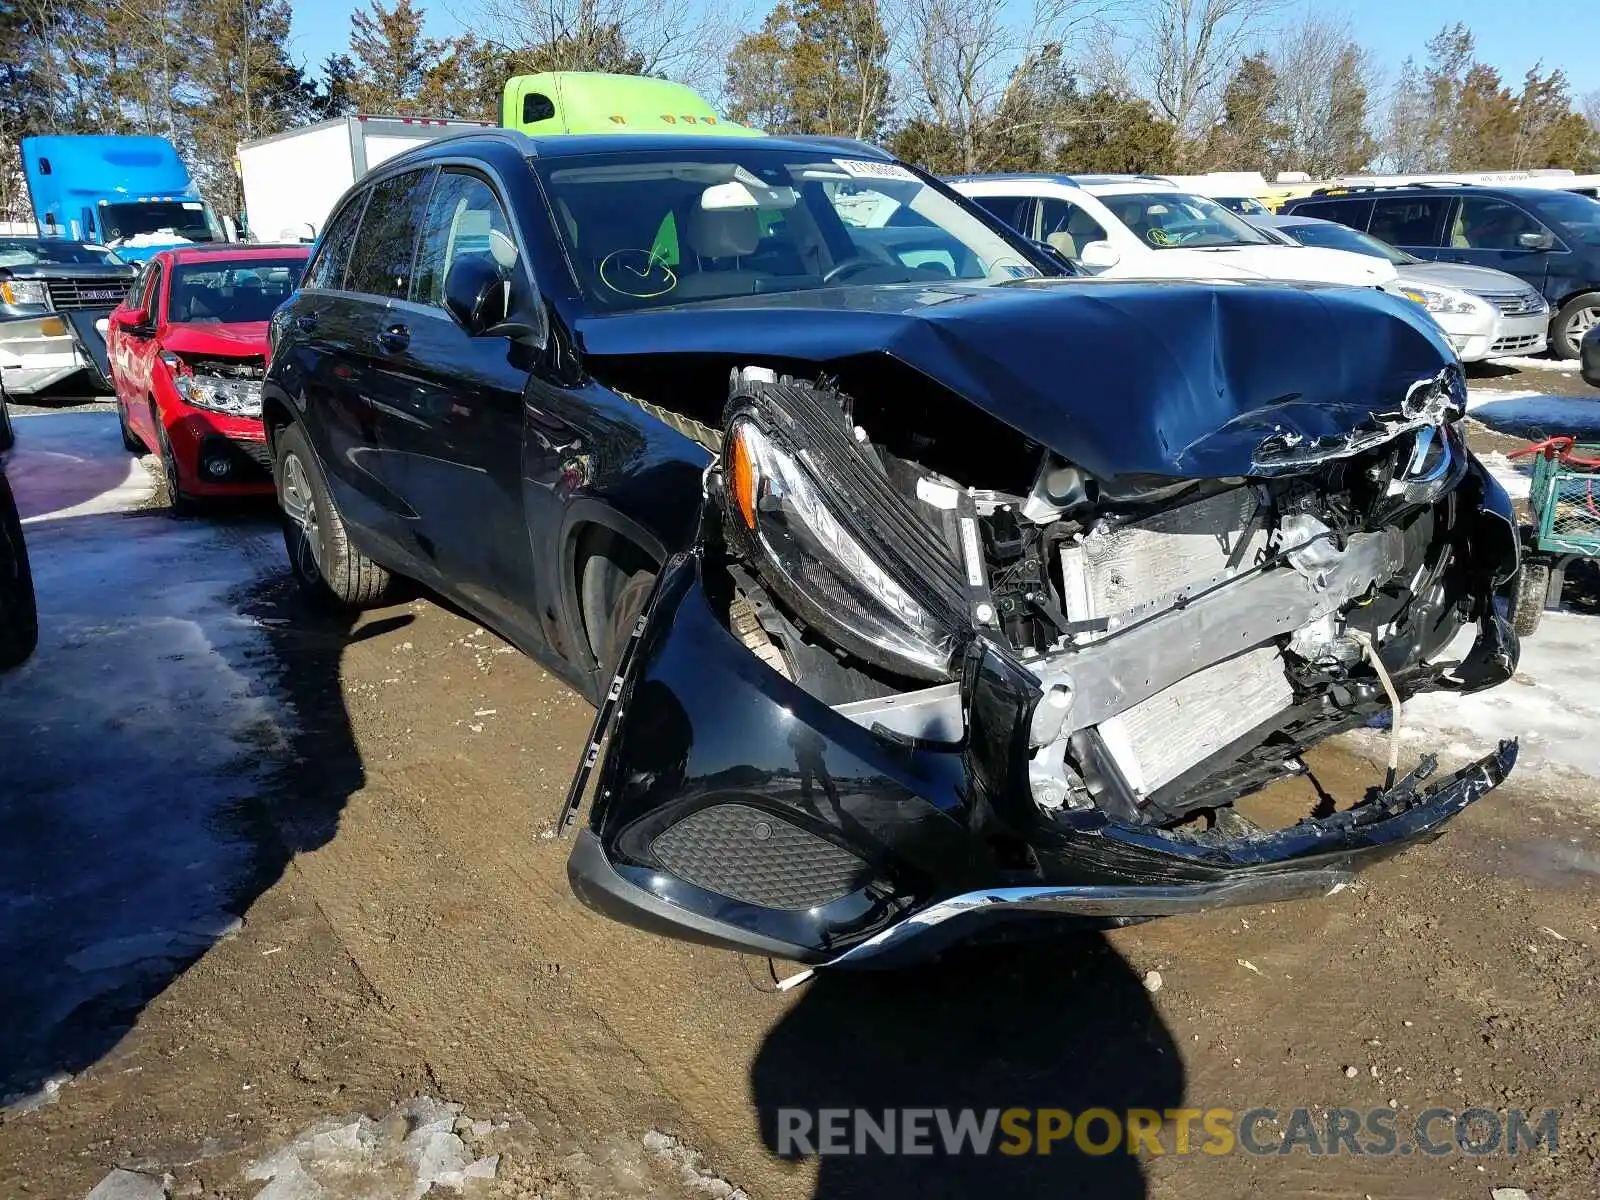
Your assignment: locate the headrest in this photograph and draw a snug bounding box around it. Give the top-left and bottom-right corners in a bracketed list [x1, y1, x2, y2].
[685, 206, 760, 259]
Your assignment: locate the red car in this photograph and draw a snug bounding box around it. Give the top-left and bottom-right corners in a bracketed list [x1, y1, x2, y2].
[107, 245, 309, 509]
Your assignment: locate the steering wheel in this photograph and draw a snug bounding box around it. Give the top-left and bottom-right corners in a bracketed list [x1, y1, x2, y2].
[822, 257, 881, 284]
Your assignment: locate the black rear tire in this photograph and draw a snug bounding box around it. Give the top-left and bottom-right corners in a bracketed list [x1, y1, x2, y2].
[274, 421, 397, 608]
[0, 472, 39, 669]
[1506, 561, 1550, 638]
[0, 394, 14, 452]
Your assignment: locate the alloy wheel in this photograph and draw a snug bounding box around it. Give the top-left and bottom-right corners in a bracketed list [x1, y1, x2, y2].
[1571, 305, 1600, 339]
[279, 452, 324, 580]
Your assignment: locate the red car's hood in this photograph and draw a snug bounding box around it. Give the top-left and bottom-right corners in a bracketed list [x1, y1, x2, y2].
[160, 321, 269, 356]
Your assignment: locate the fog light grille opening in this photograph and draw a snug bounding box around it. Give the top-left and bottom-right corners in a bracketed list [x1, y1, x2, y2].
[650, 802, 871, 910]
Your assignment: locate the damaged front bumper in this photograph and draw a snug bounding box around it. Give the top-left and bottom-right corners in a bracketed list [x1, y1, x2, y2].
[564, 552, 1518, 967]
[0, 311, 115, 394]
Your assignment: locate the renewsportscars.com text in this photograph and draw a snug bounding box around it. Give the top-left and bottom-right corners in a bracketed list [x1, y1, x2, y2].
[775, 1106, 1559, 1158]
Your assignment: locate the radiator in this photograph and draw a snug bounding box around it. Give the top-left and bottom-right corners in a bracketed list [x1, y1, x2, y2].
[1059, 487, 1294, 796]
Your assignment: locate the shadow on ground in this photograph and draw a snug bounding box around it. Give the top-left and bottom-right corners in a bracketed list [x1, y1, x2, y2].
[0, 494, 375, 1107]
[751, 935, 1182, 1199]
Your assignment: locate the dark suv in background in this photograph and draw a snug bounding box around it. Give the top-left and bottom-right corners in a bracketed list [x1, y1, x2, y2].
[1283, 185, 1600, 358]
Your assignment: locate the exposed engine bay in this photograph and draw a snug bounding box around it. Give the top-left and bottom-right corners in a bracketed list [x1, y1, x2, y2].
[711, 364, 1515, 833]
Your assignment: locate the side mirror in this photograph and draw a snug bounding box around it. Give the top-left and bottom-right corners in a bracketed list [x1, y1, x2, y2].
[1516, 230, 1555, 251]
[1079, 240, 1121, 271]
[118, 307, 151, 336]
[443, 257, 510, 336]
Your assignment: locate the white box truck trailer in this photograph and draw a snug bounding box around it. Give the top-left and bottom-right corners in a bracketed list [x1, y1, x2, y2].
[236, 114, 491, 243]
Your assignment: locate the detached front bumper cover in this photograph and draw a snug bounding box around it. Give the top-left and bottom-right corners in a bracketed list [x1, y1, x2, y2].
[562, 551, 1518, 967]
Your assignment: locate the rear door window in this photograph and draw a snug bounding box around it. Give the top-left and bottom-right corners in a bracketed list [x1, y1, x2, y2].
[1289, 198, 1373, 229]
[969, 194, 1030, 233]
[306, 192, 369, 291]
[1369, 196, 1450, 248]
[345, 168, 438, 299]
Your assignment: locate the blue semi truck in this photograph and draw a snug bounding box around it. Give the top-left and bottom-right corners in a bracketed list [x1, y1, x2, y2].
[19, 135, 234, 261]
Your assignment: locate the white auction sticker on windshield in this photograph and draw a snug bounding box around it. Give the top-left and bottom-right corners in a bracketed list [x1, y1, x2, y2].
[833, 158, 919, 182]
[182, 202, 203, 209]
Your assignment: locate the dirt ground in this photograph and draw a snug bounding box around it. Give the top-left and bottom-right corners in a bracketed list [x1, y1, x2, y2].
[3, 366, 1599, 1199]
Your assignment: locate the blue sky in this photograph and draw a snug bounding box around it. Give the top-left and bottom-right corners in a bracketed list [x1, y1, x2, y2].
[287, 0, 1600, 101]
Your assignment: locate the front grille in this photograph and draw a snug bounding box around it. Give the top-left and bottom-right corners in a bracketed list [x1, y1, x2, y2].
[44, 278, 128, 310]
[1491, 333, 1544, 354]
[1474, 289, 1546, 318]
[650, 802, 871, 910]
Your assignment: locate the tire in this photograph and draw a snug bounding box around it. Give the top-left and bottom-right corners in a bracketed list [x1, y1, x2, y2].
[596, 567, 655, 683]
[117, 399, 143, 452]
[151, 402, 192, 516]
[1506, 561, 1550, 638]
[274, 421, 396, 608]
[0, 397, 14, 453]
[0, 472, 39, 669]
[1551, 292, 1600, 361]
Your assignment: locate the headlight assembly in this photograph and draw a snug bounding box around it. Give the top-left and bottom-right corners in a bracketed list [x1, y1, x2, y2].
[1, 280, 48, 306]
[1397, 284, 1483, 316]
[171, 370, 263, 418]
[724, 417, 953, 678]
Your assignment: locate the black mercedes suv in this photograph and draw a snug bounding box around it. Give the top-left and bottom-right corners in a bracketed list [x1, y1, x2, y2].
[262, 129, 1520, 968]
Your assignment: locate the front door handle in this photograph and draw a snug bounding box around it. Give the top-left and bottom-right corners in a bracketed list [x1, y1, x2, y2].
[377, 324, 410, 353]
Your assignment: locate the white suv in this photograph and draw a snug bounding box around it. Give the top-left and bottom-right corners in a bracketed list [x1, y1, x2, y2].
[951, 174, 1397, 287]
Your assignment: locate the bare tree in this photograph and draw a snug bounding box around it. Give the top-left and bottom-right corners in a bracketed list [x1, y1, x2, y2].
[1140, 0, 1279, 165]
[460, 0, 745, 98]
[892, 0, 1103, 172]
[1269, 12, 1378, 175]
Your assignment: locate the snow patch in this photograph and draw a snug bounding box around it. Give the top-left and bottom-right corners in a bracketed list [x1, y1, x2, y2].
[1404, 612, 1600, 780]
[1477, 450, 1532, 501]
[243, 1097, 500, 1199]
[1493, 356, 1584, 373]
[1467, 388, 1600, 440]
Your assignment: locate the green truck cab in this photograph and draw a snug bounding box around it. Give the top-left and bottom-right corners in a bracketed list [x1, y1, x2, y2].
[501, 73, 763, 138]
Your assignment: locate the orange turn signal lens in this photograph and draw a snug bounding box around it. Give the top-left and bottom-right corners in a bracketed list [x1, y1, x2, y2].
[729, 427, 758, 529]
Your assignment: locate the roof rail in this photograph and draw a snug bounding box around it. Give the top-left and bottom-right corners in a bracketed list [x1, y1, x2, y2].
[1310, 181, 1468, 195]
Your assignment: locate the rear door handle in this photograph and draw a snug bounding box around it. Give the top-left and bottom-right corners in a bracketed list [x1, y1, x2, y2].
[377, 324, 410, 353]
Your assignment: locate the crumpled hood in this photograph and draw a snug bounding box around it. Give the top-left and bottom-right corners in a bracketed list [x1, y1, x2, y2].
[575, 277, 1456, 479]
[160, 321, 269, 356]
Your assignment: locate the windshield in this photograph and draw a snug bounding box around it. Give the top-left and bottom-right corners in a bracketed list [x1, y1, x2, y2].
[1280, 221, 1418, 265]
[1099, 191, 1275, 249]
[0, 239, 122, 267]
[102, 201, 222, 245]
[1530, 191, 1600, 245]
[168, 258, 304, 323]
[531, 149, 1050, 311]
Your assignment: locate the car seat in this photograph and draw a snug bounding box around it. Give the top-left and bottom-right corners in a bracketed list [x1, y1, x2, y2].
[672, 206, 767, 298]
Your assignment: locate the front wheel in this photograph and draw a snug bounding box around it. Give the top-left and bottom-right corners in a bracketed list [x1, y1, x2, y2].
[118, 399, 143, 452]
[274, 422, 397, 608]
[151, 403, 191, 516]
[1505, 561, 1551, 638]
[1551, 293, 1600, 360]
